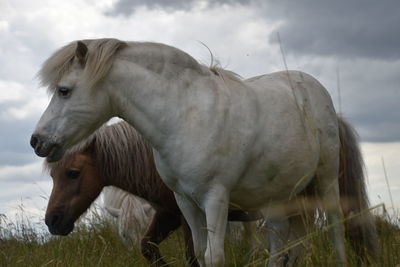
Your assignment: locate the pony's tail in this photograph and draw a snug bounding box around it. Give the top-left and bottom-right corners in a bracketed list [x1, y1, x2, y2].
[338, 116, 379, 260]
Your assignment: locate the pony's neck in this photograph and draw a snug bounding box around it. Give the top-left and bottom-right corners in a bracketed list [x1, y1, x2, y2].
[106, 42, 213, 150]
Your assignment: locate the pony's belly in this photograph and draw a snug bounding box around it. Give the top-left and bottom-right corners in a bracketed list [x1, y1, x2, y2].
[229, 164, 316, 210]
[229, 183, 292, 210]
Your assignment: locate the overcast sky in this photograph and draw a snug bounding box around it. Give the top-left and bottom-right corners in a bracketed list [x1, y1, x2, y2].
[0, 0, 399, 225]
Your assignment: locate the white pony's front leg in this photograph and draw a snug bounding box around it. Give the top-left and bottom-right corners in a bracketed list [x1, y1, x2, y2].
[203, 185, 229, 267]
[174, 193, 208, 266]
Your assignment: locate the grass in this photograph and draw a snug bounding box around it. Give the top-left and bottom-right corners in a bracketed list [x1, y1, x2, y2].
[0, 207, 399, 267]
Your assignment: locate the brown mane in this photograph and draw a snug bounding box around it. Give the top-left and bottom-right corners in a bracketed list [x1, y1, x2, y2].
[43, 121, 164, 200]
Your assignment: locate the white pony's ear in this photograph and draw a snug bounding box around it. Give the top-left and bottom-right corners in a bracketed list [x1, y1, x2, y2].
[75, 41, 88, 65]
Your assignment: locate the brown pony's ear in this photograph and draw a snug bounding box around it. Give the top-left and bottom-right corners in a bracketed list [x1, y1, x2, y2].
[84, 137, 96, 156]
[75, 41, 88, 66]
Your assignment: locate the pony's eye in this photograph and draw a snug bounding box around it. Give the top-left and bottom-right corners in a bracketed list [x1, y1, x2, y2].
[57, 86, 71, 97]
[65, 170, 80, 179]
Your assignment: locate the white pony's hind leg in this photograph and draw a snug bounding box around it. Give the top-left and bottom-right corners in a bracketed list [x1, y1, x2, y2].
[174, 193, 208, 266]
[315, 156, 347, 266]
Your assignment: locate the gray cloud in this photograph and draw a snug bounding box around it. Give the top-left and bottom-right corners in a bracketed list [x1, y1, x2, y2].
[0, 18, 50, 166]
[0, 18, 54, 84]
[109, 0, 400, 61]
[337, 60, 400, 142]
[108, 0, 192, 14]
[348, 100, 400, 142]
[107, 0, 252, 15]
[264, 0, 400, 60]
[0, 115, 39, 165]
[286, 55, 400, 142]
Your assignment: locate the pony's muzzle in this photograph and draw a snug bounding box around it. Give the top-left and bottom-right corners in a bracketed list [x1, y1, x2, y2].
[45, 211, 63, 228]
[30, 133, 52, 157]
[30, 134, 39, 149]
[30, 133, 64, 162]
[45, 211, 74, 236]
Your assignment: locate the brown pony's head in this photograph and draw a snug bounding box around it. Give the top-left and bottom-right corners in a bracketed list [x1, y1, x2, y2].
[43, 142, 104, 235]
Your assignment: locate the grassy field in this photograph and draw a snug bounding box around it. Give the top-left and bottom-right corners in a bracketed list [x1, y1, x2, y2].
[0, 208, 399, 267]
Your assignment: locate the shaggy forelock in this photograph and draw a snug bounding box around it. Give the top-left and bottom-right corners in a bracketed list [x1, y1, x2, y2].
[38, 38, 127, 94]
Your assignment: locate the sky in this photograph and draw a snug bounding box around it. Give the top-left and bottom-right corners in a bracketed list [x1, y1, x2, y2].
[0, 0, 399, 226]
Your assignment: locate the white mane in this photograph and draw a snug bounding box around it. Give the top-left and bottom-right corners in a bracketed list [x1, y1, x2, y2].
[102, 186, 155, 248]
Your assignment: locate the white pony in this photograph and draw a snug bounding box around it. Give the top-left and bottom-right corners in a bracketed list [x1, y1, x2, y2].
[102, 186, 155, 248]
[31, 39, 372, 266]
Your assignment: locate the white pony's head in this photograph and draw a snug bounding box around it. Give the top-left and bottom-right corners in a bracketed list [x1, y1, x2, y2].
[31, 39, 126, 162]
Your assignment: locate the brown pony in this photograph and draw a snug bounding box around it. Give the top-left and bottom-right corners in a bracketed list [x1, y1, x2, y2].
[43, 121, 262, 266]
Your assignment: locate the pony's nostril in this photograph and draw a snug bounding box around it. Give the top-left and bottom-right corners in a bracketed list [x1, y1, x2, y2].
[46, 212, 62, 227]
[30, 135, 39, 148]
